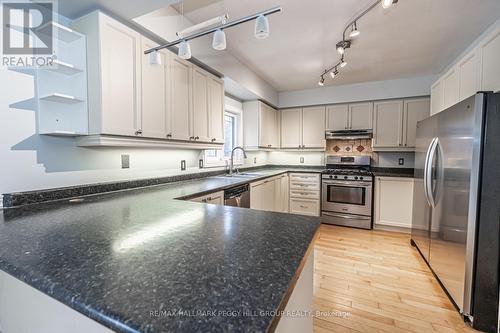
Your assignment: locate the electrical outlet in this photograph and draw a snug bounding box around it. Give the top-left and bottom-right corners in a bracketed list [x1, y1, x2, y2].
[398, 158, 405, 166]
[253, 157, 257, 164]
[181, 160, 186, 171]
[300, 157, 304, 164]
[121, 154, 130, 169]
[199, 159, 204, 169]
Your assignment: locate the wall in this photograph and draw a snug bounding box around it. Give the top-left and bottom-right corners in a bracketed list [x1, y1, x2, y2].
[133, 7, 278, 106]
[278, 75, 436, 108]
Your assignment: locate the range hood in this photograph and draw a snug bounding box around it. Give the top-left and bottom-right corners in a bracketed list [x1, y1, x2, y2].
[325, 129, 373, 140]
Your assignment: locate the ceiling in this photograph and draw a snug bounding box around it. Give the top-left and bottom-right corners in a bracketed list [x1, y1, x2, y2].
[166, 0, 500, 91]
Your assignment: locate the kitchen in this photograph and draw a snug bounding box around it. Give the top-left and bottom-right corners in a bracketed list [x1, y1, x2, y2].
[0, 0, 499, 332]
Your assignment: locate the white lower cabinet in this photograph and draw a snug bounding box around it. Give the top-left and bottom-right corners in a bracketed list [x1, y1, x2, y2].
[288, 173, 320, 217]
[275, 174, 290, 213]
[374, 177, 414, 229]
[250, 174, 289, 213]
[190, 191, 224, 205]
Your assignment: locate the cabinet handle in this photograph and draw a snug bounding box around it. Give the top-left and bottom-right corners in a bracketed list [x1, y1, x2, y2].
[166, 133, 172, 138]
[189, 136, 195, 140]
[202, 199, 207, 203]
[135, 130, 143, 136]
[195, 136, 199, 140]
[302, 145, 306, 149]
[299, 205, 308, 208]
[211, 138, 216, 142]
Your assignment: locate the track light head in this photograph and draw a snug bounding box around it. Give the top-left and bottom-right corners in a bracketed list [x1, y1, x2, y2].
[330, 71, 336, 79]
[255, 14, 270, 39]
[318, 76, 325, 86]
[336, 40, 351, 55]
[212, 29, 227, 50]
[349, 22, 360, 38]
[178, 40, 192, 60]
[340, 57, 347, 68]
[382, 0, 398, 9]
[148, 50, 162, 66]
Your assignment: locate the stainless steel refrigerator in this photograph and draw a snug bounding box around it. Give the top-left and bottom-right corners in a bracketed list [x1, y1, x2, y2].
[411, 92, 500, 333]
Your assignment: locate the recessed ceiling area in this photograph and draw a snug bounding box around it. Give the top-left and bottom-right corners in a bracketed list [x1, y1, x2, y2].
[161, 0, 500, 91]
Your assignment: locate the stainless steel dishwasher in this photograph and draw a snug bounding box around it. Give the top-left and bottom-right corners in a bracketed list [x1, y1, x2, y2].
[224, 184, 250, 208]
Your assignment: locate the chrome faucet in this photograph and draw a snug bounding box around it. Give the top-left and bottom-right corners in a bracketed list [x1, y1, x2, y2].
[229, 146, 247, 175]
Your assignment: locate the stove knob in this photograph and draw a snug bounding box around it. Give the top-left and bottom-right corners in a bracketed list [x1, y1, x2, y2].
[360, 176, 364, 180]
[333, 175, 337, 179]
[344, 176, 348, 180]
[354, 176, 359, 180]
[329, 175, 333, 179]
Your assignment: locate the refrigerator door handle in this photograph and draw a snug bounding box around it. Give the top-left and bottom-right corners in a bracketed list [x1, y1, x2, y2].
[423, 137, 437, 208]
[427, 138, 440, 208]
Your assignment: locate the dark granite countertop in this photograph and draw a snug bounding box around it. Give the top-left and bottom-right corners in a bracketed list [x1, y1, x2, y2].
[0, 167, 322, 333]
[372, 167, 415, 178]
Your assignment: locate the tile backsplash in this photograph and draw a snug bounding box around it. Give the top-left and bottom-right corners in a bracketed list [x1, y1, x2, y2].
[326, 139, 373, 156]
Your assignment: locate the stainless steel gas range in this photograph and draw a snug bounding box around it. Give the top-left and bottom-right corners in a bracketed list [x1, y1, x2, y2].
[321, 156, 373, 229]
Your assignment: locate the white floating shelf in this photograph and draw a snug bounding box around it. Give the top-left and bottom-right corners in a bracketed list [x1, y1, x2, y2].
[36, 21, 82, 43]
[41, 131, 86, 137]
[39, 93, 83, 104]
[43, 60, 83, 75]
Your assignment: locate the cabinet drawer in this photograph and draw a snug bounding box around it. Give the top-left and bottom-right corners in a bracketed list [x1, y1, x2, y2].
[289, 173, 320, 183]
[289, 198, 320, 216]
[290, 181, 320, 191]
[290, 190, 320, 200]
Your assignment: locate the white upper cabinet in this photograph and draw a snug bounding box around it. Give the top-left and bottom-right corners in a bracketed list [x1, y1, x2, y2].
[280, 108, 302, 148]
[403, 98, 430, 148]
[73, 11, 224, 148]
[302, 106, 326, 148]
[480, 28, 500, 93]
[141, 37, 168, 139]
[243, 101, 279, 149]
[458, 51, 480, 101]
[431, 22, 500, 115]
[373, 98, 429, 151]
[442, 68, 460, 110]
[373, 100, 404, 149]
[325, 103, 372, 131]
[349, 102, 373, 130]
[208, 76, 224, 143]
[326, 104, 349, 130]
[280, 107, 325, 149]
[191, 67, 210, 142]
[73, 12, 142, 136]
[170, 56, 192, 141]
[430, 80, 444, 115]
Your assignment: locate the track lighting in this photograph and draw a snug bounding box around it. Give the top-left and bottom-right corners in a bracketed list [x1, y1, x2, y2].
[212, 29, 227, 50]
[340, 57, 347, 68]
[178, 40, 192, 60]
[318, 76, 325, 86]
[336, 40, 351, 55]
[255, 14, 270, 39]
[382, 0, 397, 9]
[148, 50, 161, 65]
[349, 22, 360, 38]
[330, 71, 336, 79]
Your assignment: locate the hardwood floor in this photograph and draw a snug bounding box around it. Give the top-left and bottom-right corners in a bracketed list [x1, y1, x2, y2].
[313, 224, 479, 333]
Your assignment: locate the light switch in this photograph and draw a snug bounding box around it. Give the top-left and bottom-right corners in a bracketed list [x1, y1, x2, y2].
[398, 158, 404, 166]
[121, 154, 130, 169]
[181, 160, 186, 171]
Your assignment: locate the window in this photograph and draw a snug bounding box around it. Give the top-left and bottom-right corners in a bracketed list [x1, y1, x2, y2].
[203, 109, 243, 167]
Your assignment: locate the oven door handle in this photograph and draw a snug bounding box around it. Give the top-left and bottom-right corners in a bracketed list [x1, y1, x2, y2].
[322, 212, 371, 220]
[322, 180, 372, 187]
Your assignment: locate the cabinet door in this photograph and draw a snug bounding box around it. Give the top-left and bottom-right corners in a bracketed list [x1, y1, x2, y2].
[302, 106, 325, 149]
[208, 77, 224, 143]
[349, 102, 373, 130]
[170, 56, 192, 141]
[191, 67, 210, 142]
[141, 38, 167, 139]
[207, 192, 224, 205]
[261, 179, 276, 212]
[430, 80, 444, 115]
[403, 98, 430, 148]
[442, 68, 459, 110]
[280, 108, 302, 149]
[480, 28, 500, 93]
[99, 15, 141, 136]
[250, 182, 264, 210]
[289, 198, 320, 217]
[270, 107, 280, 148]
[326, 104, 348, 130]
[373, 100, 404, 148]
[259, 104, 271, 148]
[280, 174, 289, 213]
[458, 51, 480, 101]
[374, 177, 414, 228]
